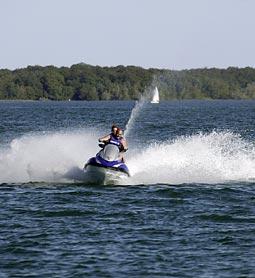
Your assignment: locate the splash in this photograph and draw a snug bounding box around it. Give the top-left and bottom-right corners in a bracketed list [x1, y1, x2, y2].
[127, 131, 255, 185]
[124, 83, 159, 138]
[1, 130, 255, 185]
[124, 97, 148, 138]
[0, 130, 99, 183]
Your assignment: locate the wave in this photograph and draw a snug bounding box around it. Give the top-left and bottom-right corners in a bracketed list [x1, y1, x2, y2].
[0, 130, 99, 184]
[127, 131, 255, 185]
[1, 130, 255, 185]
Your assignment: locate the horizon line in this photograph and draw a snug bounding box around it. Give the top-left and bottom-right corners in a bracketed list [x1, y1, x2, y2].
[1, 62, 254, 72]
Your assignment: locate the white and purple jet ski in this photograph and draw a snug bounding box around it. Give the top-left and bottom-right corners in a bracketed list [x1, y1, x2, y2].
[84, 144, 130, 184]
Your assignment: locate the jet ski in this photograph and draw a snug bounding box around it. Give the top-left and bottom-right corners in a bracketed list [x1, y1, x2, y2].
[84, 143, 130, 184]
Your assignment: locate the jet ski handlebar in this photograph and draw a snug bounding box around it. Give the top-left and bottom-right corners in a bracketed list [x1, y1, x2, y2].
[98, 143, 105, 148]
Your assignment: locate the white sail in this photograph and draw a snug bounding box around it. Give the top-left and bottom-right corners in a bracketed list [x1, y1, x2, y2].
[151, 87, 159, 103]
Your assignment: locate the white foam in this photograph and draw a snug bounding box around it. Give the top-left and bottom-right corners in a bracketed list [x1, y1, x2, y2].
[128, 131, 255, 185]
[1, 130, 255, 185]
[0, 130, 99, 183]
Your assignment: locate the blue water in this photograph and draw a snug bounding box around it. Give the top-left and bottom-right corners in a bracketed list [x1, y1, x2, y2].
[1, 100, 255, 277]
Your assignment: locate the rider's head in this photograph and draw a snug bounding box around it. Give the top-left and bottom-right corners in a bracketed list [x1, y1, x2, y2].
[111, 124, 118, 135]
[116, 128, 123, 138]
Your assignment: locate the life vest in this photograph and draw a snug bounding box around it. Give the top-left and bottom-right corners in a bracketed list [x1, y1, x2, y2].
[108, 134, 123, 151]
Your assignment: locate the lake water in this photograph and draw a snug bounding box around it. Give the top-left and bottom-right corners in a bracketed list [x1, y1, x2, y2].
[0, 100, 255, 277]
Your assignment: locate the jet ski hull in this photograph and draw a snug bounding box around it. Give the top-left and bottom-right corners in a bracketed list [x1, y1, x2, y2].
[83, 144, 130, 185]
[84, 164, 129, 185]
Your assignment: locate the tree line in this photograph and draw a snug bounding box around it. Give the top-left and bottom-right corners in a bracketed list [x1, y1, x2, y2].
[0, 63, 255, 100]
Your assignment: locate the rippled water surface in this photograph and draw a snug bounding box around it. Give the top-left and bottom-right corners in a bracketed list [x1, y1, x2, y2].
[1, 100, 255, 277]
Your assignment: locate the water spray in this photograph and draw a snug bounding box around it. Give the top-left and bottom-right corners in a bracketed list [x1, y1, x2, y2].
[124, 96, 147, 138]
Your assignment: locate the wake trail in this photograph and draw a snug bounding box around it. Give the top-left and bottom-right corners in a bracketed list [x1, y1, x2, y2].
[1, 130, 255, 185]
[128, 131, 255, 185]
[0, 130, 99, 184]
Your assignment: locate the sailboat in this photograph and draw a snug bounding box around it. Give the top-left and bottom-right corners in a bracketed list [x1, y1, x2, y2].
[151, 86, 159, 104]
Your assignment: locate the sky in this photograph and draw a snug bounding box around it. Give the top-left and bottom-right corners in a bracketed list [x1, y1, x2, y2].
[1, 0, 255, 70]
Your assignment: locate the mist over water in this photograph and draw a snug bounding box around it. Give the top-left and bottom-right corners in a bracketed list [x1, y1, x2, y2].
[129, 131, 255, 184]
[1, 128, 255, 185]
[0, 130, 99, 183]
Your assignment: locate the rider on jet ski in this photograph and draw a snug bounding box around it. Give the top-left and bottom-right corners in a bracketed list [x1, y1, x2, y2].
[98, 125, 128, 162]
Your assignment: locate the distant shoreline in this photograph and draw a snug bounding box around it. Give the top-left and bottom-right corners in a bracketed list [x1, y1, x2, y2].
[0, 63, 255, 100]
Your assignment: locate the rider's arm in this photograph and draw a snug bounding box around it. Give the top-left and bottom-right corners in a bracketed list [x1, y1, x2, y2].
[121, 138, 128, 152]
[98, 134, 110, 143]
